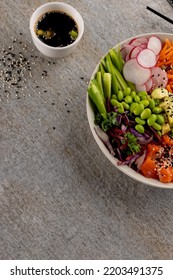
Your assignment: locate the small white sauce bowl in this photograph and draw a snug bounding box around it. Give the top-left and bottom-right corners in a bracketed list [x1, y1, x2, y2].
[29, 2, 84, 58]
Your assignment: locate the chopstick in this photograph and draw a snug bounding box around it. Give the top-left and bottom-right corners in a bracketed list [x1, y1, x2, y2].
[146, 6, 173, 25]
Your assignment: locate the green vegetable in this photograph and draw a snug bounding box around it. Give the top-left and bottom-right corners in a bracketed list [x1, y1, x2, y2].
[135, 124, 145, 134]
[96, 71, 104, 97]
[147, 114, 157, 126]
[135, 117, 145, 125]
[88, 83, 107, 119]
[140, 108, 152, 119]
[95, 112, 118, 132]
[133, 104, 144, 116]
[152, 106, 162, 114]
[117, 90, 124, 101]
[124, 132, 141, 154]
[103, 72, 111, 99]
[109, 48, 124, 73]
[152, 122, 162, 131]
[69, 29, 78, 39]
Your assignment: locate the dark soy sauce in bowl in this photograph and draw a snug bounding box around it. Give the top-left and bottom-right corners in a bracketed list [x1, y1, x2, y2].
[35, 10, 78, 47]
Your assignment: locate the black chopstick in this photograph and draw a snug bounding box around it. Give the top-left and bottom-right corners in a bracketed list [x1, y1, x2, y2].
[146, 6, 173, 25]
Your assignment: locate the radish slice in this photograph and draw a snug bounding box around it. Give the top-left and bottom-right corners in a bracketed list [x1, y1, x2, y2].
[135, 83, 147, 92]
[125, 53, 130, 62]
[130, 46, 143, 59]
[120, 44, 134, 59]
[123, 58, 151, 85]
[137, 49, 157, 68]
[129, 37, 149, 47]
[147, 36, 162, 56]
[145, 77, 153, 92]
[151, 67, 168, 89]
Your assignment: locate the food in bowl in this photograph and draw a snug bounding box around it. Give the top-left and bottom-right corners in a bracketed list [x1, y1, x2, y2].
[35, 10, 78, 47]
[30, 2, 84, 58]
[87, 33, 173, 186]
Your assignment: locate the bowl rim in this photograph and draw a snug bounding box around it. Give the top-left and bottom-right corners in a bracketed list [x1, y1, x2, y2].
[29, 1, 84, 51]
[86, 32, 173, 189]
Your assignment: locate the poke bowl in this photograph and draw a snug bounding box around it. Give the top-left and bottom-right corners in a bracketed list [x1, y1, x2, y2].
[86, 33, 173, 188]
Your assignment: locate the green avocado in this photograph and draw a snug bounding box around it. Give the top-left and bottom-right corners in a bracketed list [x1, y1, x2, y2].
[151, 88, 168, 99]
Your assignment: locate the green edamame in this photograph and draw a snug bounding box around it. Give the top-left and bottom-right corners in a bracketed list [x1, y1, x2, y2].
[152, 122, 162, 131]
[135, 124, 145, 133]
[131, 91, 136, 99]
[111, 94, 117, 100]
[147, 114, 157, 126]
[133, 104, 144, 116]
[110, 99, 120, 107]
[134, 95, 140, 103]
[124, 95, 132, 104]
[135, 117, 146, 125]
[152, 106, 162, 114]
[148, 99, 155, 110]
[117, 90, 124, 101]
[156, 115, 165, 125]
[130, 102, 138, 113]
[140, 100, 149, 108]
[117, 103, 124, 114]
[138, 91, 147, 100]
[122, 102, 130, 110]
[123, 87, 131, 96]
[140, 108, 151, 119]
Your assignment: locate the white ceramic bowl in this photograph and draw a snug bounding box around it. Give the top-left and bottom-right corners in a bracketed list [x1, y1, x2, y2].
[87, 32, 173, 189]
[29, 2, 84, 58]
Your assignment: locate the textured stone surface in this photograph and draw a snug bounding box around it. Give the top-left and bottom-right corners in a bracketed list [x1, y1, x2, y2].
[1, 0, 173, 260]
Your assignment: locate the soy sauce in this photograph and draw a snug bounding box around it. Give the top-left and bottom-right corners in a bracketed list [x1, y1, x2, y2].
[35, 11, 78, 47]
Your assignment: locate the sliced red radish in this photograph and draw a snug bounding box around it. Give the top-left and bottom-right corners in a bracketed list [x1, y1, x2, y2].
[147, 36, 162, 56]
[135, 83, 147, 92]
[151, 67, 168, 89]
[144, 77, 153, 92]
[130, 46, 143, 59]
[139, 44, 147, 49]
[125, 53, 130, 62]
[129, 37, 149, 47]
[123, 58, 151, 85]
[137, 49, 157, 68]
[120, 44, 134, 59]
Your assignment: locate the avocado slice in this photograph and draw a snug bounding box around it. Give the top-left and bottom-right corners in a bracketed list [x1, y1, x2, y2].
[151, 88, 168, 99]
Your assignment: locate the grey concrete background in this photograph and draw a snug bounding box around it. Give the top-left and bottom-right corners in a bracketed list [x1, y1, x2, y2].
[1, 0, 173, 260]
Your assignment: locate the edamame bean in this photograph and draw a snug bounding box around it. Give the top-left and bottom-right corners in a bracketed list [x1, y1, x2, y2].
[110, 99, 120, 107]
[117, 103, 124, 114]
[138, 91, 147, 100]
[117, 90, 124, 101]
[156, 115, 165, 125]
[111, 94, 117, 100]
[135, 124, 145, 133]
[131, 91, 136, 99]
[147, 114, 157, 126]
[122, 102, 130, 110]
[148, 99, 155, 110]
[134, 95, 140, 103]
[135, 117, 146, 125]
[130, 102, 138, 113]
[133, 104, 144, 116]
[140, 108, 151, 119]
[140, 100, 149, 108]
[152, 106, 162, 114]
[124, 95, 132, 104]
[152, 122, 162, 131]
[123, 87, 131, 96]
